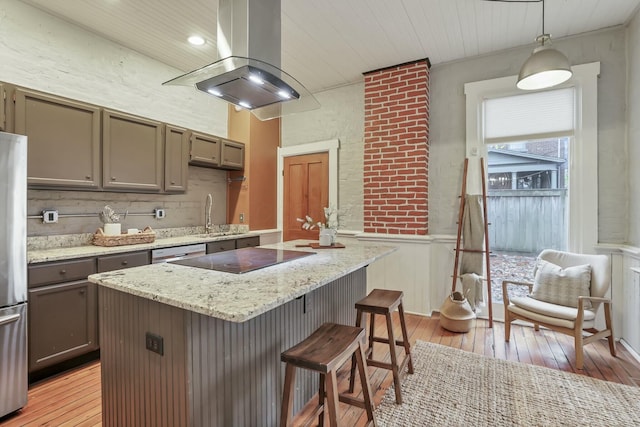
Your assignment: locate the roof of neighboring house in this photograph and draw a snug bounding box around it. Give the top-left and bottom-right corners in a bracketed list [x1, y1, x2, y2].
[488, 148, 566, 166]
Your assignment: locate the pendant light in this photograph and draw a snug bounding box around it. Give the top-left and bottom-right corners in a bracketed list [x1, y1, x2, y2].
[517, 0, 572, 90]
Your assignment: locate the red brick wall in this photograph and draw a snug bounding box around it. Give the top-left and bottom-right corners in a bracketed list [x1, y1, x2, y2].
[363, 60, 429, 235]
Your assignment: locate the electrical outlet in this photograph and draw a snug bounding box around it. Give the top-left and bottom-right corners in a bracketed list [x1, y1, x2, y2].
[145, 332, 164, 355]
[239, 213, 244, 223]
[42, 209, 58, 224]
[154, 208, 166, 219]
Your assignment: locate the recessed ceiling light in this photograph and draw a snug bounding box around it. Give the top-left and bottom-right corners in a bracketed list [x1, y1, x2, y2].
[188, 35, 206, 46]
[238, 101, 252, 109]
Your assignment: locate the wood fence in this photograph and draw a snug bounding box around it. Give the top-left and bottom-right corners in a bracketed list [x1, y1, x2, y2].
[487, 189, 567, 254]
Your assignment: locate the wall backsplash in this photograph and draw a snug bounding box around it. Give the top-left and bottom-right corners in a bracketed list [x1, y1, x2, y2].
[28, 166, 228, 236]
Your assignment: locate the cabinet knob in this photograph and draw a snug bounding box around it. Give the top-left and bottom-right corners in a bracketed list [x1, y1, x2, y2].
[85, 176, 91, 180]
[122, 260, 128, 265]
[59, 269, 66, 275]
[111, 177, 117, 181]
[79, 289, 86, 295]
[170, 181, 175, 185]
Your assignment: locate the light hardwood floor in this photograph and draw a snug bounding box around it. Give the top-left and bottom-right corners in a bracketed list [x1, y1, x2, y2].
[1, 313, 639, 427]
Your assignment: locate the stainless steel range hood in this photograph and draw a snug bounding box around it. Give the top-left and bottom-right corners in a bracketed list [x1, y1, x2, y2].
[163, 0, 319, 121]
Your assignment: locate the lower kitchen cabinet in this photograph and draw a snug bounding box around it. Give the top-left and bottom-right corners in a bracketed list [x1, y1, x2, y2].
[236, 236, 260, 248]
[27, 257, 98, 374]
[27, 251, 151, 377]
[206, 239, 237, 254]
[28, 279, 98, 373]
[97, 250, 150, 272]
[206, 236, 260, 253]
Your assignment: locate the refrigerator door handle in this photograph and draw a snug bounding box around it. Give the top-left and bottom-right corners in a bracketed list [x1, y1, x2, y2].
[0, 313, 20, 327]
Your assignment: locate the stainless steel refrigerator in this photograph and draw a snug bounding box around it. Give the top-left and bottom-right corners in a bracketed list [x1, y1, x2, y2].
[0, 132, 28, 418]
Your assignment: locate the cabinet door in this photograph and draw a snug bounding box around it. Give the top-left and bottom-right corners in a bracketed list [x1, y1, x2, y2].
[189, 132, 220, 167]
[164, 125, 189, 192]
[28, 280, 98, 372]
[14, 89, 101, 189]
[102, 109, 163, 191]
[220, 139, 245, 170]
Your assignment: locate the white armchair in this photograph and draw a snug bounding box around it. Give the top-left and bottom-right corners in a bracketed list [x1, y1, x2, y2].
[502, 249, 616, 370]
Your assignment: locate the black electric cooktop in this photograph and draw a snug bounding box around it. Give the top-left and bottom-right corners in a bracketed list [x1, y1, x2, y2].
[169, 247, 316, 274]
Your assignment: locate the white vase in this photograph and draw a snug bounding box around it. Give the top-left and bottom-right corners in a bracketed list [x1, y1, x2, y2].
[319, 229, 333, 246]
[104, 223, 122, 236]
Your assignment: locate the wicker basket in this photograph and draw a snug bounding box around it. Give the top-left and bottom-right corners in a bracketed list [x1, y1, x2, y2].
[93, 226, 156, 247]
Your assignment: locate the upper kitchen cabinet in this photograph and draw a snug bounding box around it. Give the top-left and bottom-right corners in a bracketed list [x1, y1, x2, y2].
[220, 139, 245, 170]
[164, 125, 190, 192]
[189, 131, 220, 167]
[14, 88, 101, 189]
[102, 109, 163, 192]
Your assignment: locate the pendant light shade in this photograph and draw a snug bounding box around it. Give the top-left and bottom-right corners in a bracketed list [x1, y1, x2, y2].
[516, 1, 572, 91]
[517, 36, 572, 90]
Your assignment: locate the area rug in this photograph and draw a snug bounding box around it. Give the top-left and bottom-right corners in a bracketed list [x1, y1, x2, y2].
[374, 341, 640, 426]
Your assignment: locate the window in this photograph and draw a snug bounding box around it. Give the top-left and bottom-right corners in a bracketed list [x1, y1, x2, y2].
[464, 62, 600, 319]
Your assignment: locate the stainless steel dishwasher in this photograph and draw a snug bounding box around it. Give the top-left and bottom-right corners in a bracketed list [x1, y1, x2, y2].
[151, 243, 207, 264]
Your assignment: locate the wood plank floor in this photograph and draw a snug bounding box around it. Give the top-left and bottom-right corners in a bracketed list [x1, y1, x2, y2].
[1, 314, 639, 427]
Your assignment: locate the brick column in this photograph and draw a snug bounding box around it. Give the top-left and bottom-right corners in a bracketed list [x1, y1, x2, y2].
[363, 59, 430, 235]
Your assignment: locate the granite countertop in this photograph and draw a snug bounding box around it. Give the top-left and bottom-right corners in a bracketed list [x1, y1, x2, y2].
[88, 240, 396, 323]
[27, 227, 259, 264]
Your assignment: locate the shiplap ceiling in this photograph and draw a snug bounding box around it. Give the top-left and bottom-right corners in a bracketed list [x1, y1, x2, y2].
[19, 0, 640, 93]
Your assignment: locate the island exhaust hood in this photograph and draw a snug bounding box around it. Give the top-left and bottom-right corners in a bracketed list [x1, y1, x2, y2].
[163, 0, 319, 121]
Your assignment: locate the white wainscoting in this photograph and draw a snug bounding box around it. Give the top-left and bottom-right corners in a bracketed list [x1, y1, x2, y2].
[337, 232, 457, 316]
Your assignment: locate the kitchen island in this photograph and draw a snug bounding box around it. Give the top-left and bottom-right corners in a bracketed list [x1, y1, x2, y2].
[88, 239, 396, 427]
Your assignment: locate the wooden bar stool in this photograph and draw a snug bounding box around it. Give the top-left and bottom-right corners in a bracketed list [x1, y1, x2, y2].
[349, 289, 413, 404]
[280, 322, 376, 427]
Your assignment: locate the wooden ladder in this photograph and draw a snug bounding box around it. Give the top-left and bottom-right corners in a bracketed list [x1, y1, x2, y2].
[451, 158, 493, 328]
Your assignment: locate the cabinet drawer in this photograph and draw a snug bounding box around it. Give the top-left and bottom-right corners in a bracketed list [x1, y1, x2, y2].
[28, 258, 96, 288]
[97, 251, 150, 273]
[206, 240, 237, 254]
[236, 236, 260, 249]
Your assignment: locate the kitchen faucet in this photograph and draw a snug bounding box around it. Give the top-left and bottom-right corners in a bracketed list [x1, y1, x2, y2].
[205, 193, 213, 234]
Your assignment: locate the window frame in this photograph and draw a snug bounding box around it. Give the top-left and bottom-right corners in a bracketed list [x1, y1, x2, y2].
[464, 62, 600, 254]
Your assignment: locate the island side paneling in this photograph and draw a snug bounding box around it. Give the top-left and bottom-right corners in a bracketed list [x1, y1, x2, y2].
[99, 268, 366, 427]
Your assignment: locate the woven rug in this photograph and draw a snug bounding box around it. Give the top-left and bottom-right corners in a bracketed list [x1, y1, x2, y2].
[374, 341, 640, 426]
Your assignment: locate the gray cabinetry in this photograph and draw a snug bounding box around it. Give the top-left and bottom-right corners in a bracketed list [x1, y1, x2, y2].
[206, 236, 260, 253]
[236, 236, 260, 248]
[102, 109, 163, 192]
[27, 250, 151, 376]
[206, 239, 237, 254]
[189, 131, 220, 167]
[27, 258, 98, 373]
[14, 88, 101, 189]
[164, 125, 190, 192]
[220, 139, 245, 170]
[97, 251, 150, 273]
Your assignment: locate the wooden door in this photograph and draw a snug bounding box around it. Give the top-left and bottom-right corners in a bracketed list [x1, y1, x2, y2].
[283, 152, 329, 241]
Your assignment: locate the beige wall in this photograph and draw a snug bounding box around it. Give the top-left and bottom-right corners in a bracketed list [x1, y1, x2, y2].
[281, 83, 365, 231]
[0, 0, 229, 236]
[628, 10, 640, 246]
[284, 27, 631, 245]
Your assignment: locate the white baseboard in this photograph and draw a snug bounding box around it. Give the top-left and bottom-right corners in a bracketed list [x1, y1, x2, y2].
[620, 339, 640, 364]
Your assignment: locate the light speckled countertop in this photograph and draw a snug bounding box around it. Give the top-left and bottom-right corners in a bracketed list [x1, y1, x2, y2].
[88, 240, 396, 323]
[27, 227, 257, 264]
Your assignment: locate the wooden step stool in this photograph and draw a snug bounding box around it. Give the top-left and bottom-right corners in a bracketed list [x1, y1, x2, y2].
[349, 289, 414, 404]
[280, 322, 376, 427]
